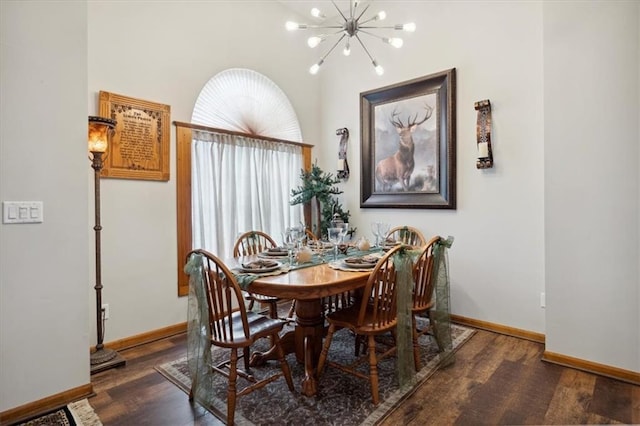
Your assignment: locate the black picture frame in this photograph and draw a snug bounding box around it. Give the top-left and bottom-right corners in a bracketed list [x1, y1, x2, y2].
[360, 68, 456, 209]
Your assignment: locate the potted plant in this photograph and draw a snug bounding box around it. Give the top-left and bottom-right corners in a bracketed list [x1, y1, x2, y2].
[290, 162, 356, 239]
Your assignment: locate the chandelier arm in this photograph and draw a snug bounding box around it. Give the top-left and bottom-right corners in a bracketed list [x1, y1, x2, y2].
[355, 3, 371, 21]
[354, 33, 376, 63]
[358, 29, 384, 40]
[318, 33, 347, 62]
[358, 17, 379, 25]
[361, 25, 406, 30]
[328, 28, 347, 36]
[309, 29, 347, 47]
[343, 37, 351, 51]
[304, 25, 345, 30]
[331, 0, 348, 22]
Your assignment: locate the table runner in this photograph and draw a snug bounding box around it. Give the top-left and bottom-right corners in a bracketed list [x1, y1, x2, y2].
[184, 253, 213, 409]
[394, 236, 454, 387]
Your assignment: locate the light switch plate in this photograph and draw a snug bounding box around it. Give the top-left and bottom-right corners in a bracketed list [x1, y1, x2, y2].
[2, 201, 43, 224]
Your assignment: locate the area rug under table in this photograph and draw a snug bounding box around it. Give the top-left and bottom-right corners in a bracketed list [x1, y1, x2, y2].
[13, 399, 102, 426]
[156, 320, 475, 426]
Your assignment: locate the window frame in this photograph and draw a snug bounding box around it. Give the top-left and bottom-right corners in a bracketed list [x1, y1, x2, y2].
[174, 121, 313, 296]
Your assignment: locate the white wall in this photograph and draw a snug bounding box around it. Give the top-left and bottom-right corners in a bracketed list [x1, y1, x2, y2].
[544, 1, 639, 372]
[0, 1, 90, 410]
[316, 1, 546, 334]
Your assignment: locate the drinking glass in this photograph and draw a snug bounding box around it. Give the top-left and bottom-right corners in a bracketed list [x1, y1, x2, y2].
[282, 228, 297, 265]
[371, 222, 381, 247]
[327, 227, 342, 261]
[338, 222, 349, 244]
[378, 222, 390, 246]
[290, 225, 305, 250]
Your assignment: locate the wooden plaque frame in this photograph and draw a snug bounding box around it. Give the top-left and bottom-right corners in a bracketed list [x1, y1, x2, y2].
[98, 91, 170, 181]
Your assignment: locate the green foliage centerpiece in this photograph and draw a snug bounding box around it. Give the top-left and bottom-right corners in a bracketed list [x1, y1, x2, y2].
[290, 162, 355, 239]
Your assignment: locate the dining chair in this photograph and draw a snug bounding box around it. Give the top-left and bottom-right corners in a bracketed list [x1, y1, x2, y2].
[233, 230, 298, 324]
[385, 225, 427, 248]
[186, 249, 294, 425]
[317, 245, 402, 405]
[305, 228, 317, 242]
[411, 236, 440, 371]
[233, 230, 278, 256]
[233, 231, 281, 319]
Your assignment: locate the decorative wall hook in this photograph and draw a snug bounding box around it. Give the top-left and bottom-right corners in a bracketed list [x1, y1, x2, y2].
[475, 99, 493, 169]
[336, 127, 350, 180]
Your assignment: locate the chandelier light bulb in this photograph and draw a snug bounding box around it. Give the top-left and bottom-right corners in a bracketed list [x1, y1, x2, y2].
[311, 7, 325, 18]
[372, 60, 384, 76]
[343, 42, 351, 56]
[286, 21, 306, 31]
[310, 60, 324, 75]
[384, 37, 403, 48]
[377, 11, 387, 21]
[307, 36, 324, 48]
[402, 22, 416, 32]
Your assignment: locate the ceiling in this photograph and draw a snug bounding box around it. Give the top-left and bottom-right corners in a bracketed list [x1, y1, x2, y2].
[278, 1, 352, 23]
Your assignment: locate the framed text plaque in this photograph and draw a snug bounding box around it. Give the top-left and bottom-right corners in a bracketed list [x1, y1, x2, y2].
[98, 91, 170, 181]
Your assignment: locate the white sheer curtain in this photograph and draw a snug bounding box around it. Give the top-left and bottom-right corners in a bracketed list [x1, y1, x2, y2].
[192, 129, 303, 257]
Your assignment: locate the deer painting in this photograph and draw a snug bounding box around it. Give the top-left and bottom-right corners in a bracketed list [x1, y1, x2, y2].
[375, 104, 433, 192]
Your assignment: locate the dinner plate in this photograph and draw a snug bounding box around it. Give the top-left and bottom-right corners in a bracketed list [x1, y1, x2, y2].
[258, 250, 289, 258]
[238, 260, 282, 273]
[341, 256, 378, 269]
[382, 241, 402, 251]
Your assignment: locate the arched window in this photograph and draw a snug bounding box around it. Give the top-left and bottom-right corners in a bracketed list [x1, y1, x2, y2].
[175, 69, 312, 295]
[192, 68, 303, 141]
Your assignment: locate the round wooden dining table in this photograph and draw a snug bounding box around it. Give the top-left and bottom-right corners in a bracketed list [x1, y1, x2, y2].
[244, 261, 372, 397]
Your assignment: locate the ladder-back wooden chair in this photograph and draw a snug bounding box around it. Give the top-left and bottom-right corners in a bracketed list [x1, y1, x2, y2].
[186, 249, 294, 425]
[317, 245, 402, 405]
[385, 225, 426, 248]
[411, 236, 440, 371]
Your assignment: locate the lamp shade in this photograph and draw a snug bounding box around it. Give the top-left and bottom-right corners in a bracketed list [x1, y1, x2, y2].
[88, 116, 116, 153]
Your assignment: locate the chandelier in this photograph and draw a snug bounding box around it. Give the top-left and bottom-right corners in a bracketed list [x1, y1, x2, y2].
[285, 1, 416, 75]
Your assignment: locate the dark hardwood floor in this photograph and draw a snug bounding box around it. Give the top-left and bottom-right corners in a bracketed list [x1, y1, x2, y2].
[89, 327, 638, 425]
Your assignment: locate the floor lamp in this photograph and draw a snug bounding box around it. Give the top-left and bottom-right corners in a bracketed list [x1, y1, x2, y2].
[88, 116, 126, 374]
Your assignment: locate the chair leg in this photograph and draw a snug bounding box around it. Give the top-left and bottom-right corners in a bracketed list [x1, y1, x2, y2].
[287, 299, 296, 319]
[243, 347, 251, 372]
[247, 296, 255, 312]
[227, 349, 238, 426]
[317, 324, 336, 377]
[273, 334, 295, 391]
[268, 300, 278, 319]
[427, 309, 435, 336]
[368, 334, 380, 405]
[354, 334, 366, 356]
